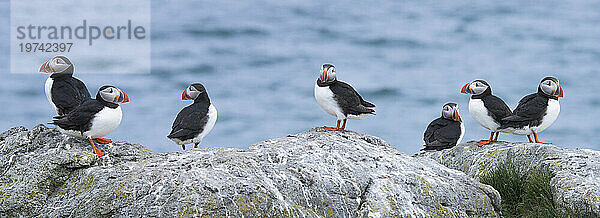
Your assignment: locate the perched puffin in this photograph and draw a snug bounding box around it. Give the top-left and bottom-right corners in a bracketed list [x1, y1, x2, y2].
[499, 77, 564, 144]
[50, 86, 129, 157]
[314, 64, 375, 131]
[168, 83, 217, 150]
[461, 79, 512, 146]
[40, 56, 91, 115]
[423, 103, 464, 151]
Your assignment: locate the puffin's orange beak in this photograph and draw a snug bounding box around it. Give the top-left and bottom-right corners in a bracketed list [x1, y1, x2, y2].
[39, 60, 51, 73]
[454, 108, 461, 122]
[461, 83, 471, 94]
[321, 71, 326, 82]
[182, 88, 192, 100]
[557, 84, 564, 98]
[120, 90, 129, 103]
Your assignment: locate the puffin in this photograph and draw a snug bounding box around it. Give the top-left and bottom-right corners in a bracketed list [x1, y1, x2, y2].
[499, 77, 564, 144]
[40, 56, 91, 115]
[168, 83, 217, 150]
[49, 85, 130, 157]
[314, 64, 375, 131]
[461, 79, 512, 146]
[423, 103, 464, 151]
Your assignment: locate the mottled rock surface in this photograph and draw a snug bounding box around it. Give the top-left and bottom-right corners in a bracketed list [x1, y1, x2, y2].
[0, 125, 500, 217]
[418, 141, 600, 215]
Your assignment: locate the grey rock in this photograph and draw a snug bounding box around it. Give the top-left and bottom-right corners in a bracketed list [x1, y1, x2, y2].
[0, 125, 501, 217]
[417, 141, 600, 215]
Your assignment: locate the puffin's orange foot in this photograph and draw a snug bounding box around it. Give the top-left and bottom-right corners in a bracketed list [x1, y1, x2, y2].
[95, 138, 112, 144]
[477, 140, 492, 147]
[323, 126, 339, 131]
[532, 133, 552, 145]
[94, 148, 105, 157]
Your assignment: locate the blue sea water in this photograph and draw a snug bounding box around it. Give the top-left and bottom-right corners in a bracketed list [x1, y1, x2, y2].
[0, 0, 599, 154]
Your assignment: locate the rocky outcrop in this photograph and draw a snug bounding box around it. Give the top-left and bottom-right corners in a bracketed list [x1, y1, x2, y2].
[0, 125, 500, 217]
[418, 141, 600, 215]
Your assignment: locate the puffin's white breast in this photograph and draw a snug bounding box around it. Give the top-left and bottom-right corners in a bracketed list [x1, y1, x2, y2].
[457, 122, 465, 145]
[85, 106, 122, 139]
[194, 104, 217, 144]
[469, 98, 500, 132]
[534, 99, 560, 133]
[314, 83, 344, 119]
[45, 77, 58, 113]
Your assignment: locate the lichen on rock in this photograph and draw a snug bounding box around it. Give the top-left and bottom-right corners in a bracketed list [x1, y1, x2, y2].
[417, 141, 600, 216]
[0, 125, 501, 217]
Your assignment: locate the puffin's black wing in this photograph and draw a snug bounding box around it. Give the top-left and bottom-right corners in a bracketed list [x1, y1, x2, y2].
[50, 99, 104, 132]
[501, 93, 547, 128]
[423, 118, 461, 151]
[73, 77, 91, 99]
[481, 95, 512, 122]
[424, 118, 446, 143]
[330, 81, 375, 116]
[353, 87, 375, 108]
[167, 103, 209, 141]
[51, 77, 91, 115]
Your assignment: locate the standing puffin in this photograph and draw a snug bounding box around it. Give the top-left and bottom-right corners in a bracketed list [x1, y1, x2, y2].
[423, 103, 464, 151]
[40, 56, 91, 115]
[461, 79, 512, 146]
[50, 86, 130, 157]
[314, 64, 375, 131]
[499, 77, 564, 144]
[168, 83, 217, 150]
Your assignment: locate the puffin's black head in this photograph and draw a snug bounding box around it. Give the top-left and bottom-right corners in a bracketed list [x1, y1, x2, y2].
[39, 56, 73, 75]
[319, 63, 337, 83]
[97, 85, 130, 104]
[538, 76, 563, 98]
[442, 102, 461, 122]
[461, 79, 491, 96]
[182, 83, 209, 102]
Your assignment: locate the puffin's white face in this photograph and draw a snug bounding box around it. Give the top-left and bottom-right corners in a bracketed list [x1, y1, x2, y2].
[442, 103, 461, 122]
[99, 86, 130, 104]
[539, 78, 564, 98]
[40, 56, 71, 74]
[319, 64, 336, 83]
[461, 80, 489, 95]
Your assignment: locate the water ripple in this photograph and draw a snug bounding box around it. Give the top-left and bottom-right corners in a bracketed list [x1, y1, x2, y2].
[352, 38, 426, 49]
[184, 28, 268, 38]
